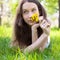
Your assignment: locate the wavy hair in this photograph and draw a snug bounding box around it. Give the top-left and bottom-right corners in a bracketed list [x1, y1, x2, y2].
[12, 0, 47, 47]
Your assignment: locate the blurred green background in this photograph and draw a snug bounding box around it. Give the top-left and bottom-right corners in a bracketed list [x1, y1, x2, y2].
[0, 0, 60, 60]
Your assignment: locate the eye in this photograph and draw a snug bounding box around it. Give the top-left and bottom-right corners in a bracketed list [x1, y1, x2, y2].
[23, 10, 29, 14]
[32, 8, 36, 12]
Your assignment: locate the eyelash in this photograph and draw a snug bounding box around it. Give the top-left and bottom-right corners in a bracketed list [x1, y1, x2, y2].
[32, 9, 36, 12]
[23, 11, 28, 14]
[23, 9, 36, 14]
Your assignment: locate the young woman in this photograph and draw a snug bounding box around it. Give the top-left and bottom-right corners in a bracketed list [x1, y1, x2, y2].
[11, 0, 51, 53]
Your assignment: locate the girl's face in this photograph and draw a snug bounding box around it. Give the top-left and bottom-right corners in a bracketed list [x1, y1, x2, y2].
[22, 2, 40, 26]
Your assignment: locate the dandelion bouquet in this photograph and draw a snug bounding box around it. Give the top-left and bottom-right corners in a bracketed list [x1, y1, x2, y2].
[31, 13, 39, 22]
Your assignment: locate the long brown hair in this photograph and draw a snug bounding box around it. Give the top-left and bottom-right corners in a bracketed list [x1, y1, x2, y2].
[13, 0, 47, 46]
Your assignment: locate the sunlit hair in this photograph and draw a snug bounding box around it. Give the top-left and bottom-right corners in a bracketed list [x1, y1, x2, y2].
[13, 0, 47, 47]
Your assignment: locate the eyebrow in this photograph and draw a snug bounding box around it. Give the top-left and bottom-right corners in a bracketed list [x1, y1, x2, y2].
[23, 7, 36, 11]
[23, 9, 28, 11]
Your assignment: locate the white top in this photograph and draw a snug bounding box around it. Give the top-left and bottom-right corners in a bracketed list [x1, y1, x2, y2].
[45, 36, 50, 48]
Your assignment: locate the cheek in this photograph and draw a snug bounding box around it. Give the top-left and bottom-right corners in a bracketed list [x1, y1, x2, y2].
[23, 14, 28, 20]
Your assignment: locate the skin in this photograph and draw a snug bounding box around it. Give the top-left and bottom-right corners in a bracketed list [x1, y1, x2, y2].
[22, 2, 39, 26]
[22, 2, 50, 53]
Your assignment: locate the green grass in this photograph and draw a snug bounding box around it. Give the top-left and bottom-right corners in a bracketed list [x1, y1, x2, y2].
[0, 26, 60, 60]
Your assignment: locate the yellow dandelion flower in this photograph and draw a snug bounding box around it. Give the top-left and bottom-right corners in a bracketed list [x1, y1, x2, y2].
[31, 13, 39, 22]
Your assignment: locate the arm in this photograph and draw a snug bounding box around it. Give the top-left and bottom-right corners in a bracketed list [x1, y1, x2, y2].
[24, 33, 48, 53]
[24, 17, 51, 53]
[31, 25, 38, 43]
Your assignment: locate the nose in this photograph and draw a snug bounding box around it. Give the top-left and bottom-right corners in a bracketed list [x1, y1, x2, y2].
[28, 12, 33, 18]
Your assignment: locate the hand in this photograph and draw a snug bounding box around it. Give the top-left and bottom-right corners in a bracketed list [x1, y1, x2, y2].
[31, 23, 39, 30]
[39, 16, 51, 35]
[31, 23, 39, 43]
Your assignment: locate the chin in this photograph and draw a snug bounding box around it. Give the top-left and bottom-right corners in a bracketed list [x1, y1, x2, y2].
[27, 22, 36, 26]
[29, 23, 35, 26]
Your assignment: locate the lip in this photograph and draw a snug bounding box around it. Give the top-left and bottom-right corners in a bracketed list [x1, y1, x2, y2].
[27, 20, 36, 26]
[28, 20, 34, 23]
[29, 20, 36, 25]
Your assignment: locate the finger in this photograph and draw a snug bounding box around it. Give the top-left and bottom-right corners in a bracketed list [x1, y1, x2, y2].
[32, 23, 40, 28]
[34, 23, 40, 27]
[40, 20, 48, 29]
[40, 23, 46, 29]
[45, 21, 50, 28]
[40, 20, 46, 26]
[42, 20, 50, 28]
[42, 22, 50, 29]
[46, 24, 50, 28]
[45, 20, 51, 27]
[39, 16, 43, 23]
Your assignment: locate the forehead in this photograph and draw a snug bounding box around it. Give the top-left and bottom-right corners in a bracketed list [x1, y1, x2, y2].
[22, 2, 38, 10]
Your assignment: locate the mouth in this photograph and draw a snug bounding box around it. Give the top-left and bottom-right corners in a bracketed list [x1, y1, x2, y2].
[28, 20, 37, 25]
[28, 20, 35, 23]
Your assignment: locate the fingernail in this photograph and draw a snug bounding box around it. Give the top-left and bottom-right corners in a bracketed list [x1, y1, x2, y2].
[39, 16, 43, 20]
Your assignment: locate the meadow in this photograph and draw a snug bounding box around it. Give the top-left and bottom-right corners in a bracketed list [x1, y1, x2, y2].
[0, 26, 60, 60]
